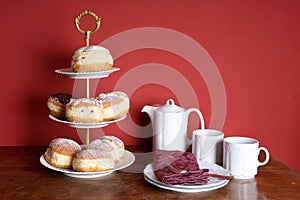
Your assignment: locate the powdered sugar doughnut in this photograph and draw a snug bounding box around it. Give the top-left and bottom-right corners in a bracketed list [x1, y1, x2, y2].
[100, 136, 125, 161]
[44, 138, 81, 168]
[72, 149, 114, 172]
[89, 139, 114, 158]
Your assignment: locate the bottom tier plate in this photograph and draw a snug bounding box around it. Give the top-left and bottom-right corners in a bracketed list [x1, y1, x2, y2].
[40, 150, 135, 178]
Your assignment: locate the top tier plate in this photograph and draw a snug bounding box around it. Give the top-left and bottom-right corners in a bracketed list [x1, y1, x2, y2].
[55, 68, 120, 79]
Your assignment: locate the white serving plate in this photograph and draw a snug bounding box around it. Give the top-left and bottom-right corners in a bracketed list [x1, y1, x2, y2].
[54, 68, 120, 79]
[48, 114, 126, 129]
[143, 161, 230, 193]
[40, 150, 135, 178]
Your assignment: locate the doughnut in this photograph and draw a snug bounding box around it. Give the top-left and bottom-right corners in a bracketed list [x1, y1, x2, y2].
[44, 138, 81, 169]
[71, 45, 113, 73]
[89, 139, 115, 158]
[100, 136, 125, 161]
[96, 91, 130, 121]
[47, 93, 72, 119]
[65, 98, 103, 123]
[72, 149, 114, 172]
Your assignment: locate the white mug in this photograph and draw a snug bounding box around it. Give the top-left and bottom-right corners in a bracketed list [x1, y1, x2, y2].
[192, 129, 224, 165]
[223, 137, 270, 179]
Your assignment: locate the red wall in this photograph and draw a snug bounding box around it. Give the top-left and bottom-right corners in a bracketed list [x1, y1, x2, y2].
[1, 0, 300, 172]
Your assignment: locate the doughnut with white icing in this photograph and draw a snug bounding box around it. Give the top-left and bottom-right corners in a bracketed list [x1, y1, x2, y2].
[65, 98, 103, 123]
[96, 91, 130, 121]
[71, 45, 113, 73]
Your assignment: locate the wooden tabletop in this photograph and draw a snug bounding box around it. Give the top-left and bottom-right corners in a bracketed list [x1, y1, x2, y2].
[0, 146, 299, 200]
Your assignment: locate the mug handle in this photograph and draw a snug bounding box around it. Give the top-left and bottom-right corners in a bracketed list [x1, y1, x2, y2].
[258, 147, 270, 166]
[185, 108, 205, 130]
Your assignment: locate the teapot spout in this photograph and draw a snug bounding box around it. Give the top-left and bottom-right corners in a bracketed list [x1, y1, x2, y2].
[141, 105, 156, 122]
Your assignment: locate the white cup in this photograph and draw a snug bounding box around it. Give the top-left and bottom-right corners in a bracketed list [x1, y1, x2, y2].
[223, 137, 270, 179]
[192, 129, 224, 165]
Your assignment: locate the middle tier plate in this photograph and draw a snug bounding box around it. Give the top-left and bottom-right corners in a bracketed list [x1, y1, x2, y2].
[49, 114, 126, 128]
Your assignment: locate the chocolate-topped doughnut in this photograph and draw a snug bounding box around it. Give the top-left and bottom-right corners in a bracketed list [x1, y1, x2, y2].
[51, 93, 72, 105]
[47, 93, 72, 119]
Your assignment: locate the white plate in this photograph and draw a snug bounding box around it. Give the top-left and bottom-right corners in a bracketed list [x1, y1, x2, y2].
[49, 114, 126, 129]
[143, 161, 230, 193]
[40, 150, 135, 178]
[54, 68, 120, 79]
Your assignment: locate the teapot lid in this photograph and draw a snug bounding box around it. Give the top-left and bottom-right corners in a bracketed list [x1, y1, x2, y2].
[157, 99, 184, 113]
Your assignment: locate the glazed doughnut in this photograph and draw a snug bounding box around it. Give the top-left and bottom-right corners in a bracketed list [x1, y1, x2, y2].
[96, 91, 130, 121]
[71, 45, 113, 73]
[44, 138, 81, 169]
[65, 98, 103, 123]
[72, 149, 114, 172]
[47, 93, 72, 119]
[100, 136, 125, 161]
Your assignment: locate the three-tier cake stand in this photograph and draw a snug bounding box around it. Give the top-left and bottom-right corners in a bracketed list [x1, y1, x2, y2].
[40, 10, 135, 178]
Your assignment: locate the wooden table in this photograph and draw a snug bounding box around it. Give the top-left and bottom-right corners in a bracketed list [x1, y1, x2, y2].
[0, 146, 299, 200]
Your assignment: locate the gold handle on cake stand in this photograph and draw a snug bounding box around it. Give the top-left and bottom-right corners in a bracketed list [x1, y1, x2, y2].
[75, 10, 101, 46]
[74, 10, 101, 149]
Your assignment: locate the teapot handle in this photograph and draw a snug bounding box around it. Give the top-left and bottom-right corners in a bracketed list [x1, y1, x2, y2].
[185, 108, 205, 130]
[184, 108, 205, 148]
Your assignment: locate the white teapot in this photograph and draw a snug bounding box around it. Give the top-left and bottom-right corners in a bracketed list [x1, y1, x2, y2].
[142, 98, 205, 151]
